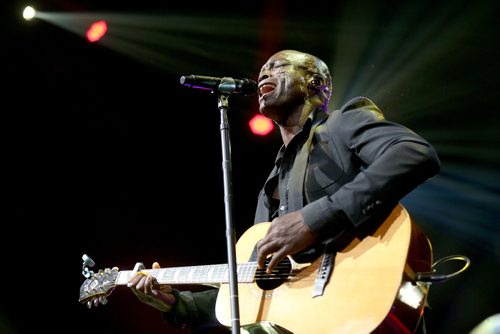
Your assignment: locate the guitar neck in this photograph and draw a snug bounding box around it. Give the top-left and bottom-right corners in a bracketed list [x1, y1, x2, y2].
[115, 263, 258, 286]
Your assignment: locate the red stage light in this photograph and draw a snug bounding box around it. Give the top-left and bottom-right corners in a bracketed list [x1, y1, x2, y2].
[86, 20, 107, 42]
[249, 114, 274, 136]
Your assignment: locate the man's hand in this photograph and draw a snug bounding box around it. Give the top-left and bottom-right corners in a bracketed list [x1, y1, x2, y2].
[127, 262, 176, 312]
[256, 211, 316, 274]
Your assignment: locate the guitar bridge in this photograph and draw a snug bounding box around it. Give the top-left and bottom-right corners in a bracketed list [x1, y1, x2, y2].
[313, 251, 334, 298]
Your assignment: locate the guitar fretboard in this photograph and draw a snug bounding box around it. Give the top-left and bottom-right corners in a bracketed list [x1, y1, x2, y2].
[115, 263, 258, 285]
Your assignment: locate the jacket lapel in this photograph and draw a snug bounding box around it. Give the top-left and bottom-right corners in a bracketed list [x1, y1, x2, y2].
[288, 111, 328, 211]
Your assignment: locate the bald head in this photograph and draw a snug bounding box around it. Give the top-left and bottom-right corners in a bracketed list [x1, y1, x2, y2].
[260, 50, 332, 111]
[272, 50, 332, 89]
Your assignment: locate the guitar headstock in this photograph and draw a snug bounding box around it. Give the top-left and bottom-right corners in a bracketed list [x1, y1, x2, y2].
[79, 267, 119, 308]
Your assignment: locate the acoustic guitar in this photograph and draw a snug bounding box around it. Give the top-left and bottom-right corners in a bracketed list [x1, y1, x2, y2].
[79, 203, 432, 334]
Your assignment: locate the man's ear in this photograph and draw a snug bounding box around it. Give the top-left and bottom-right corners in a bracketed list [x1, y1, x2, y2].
[307, 77, 321, 90]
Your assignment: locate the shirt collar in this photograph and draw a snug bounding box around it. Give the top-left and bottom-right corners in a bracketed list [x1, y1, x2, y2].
[273, 108, 326, 166]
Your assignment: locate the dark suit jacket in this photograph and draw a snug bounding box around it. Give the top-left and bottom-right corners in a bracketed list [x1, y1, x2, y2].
[254, 96, 440, 241]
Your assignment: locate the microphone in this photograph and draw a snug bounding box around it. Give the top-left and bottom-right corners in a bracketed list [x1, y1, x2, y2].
[180, 75, 258, 96]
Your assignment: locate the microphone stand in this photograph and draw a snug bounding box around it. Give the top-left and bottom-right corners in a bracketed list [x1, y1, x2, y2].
[217, 92, 241, 334]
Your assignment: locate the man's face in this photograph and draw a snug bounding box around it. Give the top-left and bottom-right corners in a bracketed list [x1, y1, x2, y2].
[257, 51, 313, 122]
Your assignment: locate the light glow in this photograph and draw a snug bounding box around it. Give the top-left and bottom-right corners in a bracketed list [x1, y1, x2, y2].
[249, 114, 274, 136]
[86, 20, 108, 42]
[23, 6, 36, 20]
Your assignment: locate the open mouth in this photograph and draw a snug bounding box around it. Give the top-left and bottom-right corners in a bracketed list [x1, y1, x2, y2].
[259, 83, 276, 97]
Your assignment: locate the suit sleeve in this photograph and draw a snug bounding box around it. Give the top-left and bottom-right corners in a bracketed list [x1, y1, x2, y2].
[162, 288, 229, 333]
[301, 97, 440, 236]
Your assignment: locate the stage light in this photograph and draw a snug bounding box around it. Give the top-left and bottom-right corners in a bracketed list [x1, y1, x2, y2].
[23, 6, 36, 20]
[86, 20, 108, 42]
[249, 114, 274, 136]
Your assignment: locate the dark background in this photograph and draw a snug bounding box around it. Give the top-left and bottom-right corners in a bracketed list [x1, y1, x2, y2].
[2, 0, 499, 333]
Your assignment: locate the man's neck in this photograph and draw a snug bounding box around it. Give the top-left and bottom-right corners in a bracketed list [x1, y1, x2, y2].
[279, 105, 316, 146]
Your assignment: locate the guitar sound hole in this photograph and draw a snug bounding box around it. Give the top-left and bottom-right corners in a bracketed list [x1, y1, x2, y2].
[255, 257, 292, 290]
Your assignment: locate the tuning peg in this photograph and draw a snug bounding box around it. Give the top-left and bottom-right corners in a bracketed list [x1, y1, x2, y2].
[82, 254, 95, 267]
[93, 298, 99, 307]
[82, 267, 93, 278]
[99, 296, 108, 305]
[82, 254, 96, 278]
[87, 300, 92, 309]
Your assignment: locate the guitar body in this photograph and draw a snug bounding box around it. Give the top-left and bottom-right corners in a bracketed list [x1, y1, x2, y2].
[216, 204, 431, 334]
